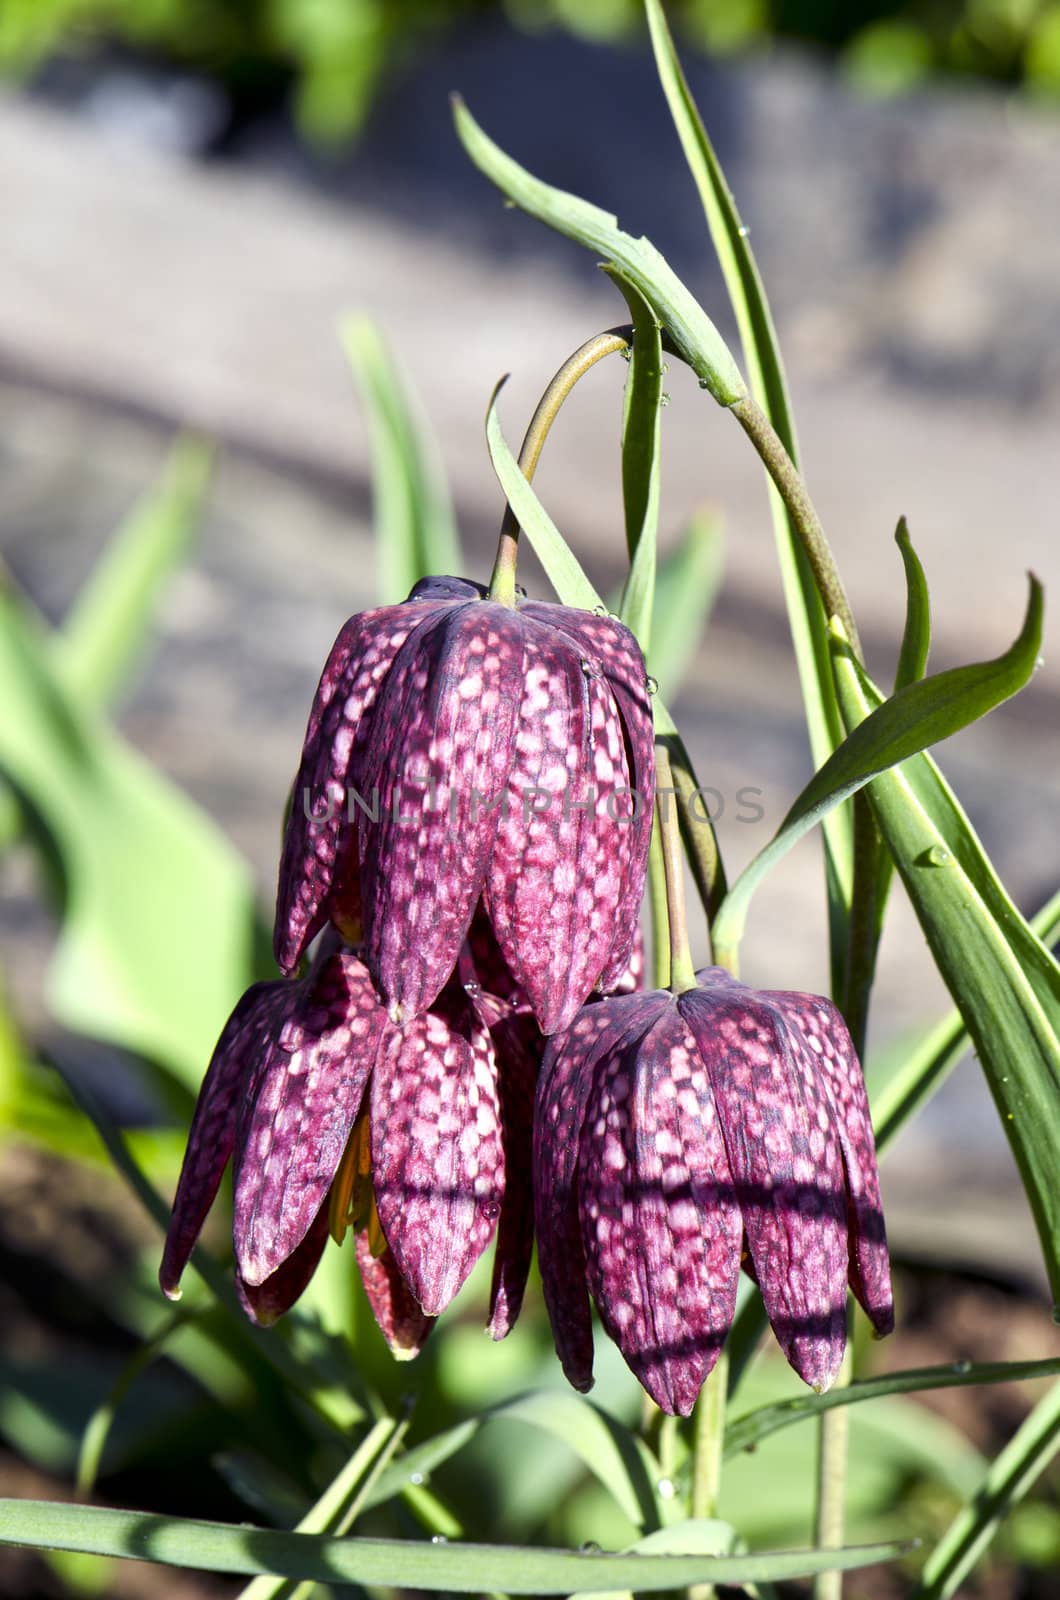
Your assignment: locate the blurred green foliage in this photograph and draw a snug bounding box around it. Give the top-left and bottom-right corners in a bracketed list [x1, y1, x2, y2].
[2, 0, 1060, 145]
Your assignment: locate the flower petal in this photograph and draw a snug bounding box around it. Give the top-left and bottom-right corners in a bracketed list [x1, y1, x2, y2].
[680, 976, 849, 1391]
[521, 605, 655, 991]
[160, 980, 294, 1299]
[485, 618, 632, 1034]
[467, 989, 543, 1340]
[577, 1000, 741, 1416]
[370, 987, 504, 1315]
[358, 602, 525, 1018]
[355, 1234, 435, 1359]
[770, 991, 893, 1336]
[274, 600, 445, 974]
[534, 993, 664, 1392]
[236, 1205, 330, 1326]
[234, 952, 389, 1286]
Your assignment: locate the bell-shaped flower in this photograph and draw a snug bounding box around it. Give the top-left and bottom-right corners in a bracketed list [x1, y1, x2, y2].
[274, 576, 654, 1035]
[159, 939, 534, 1350]
[535, 969, 892, 1416]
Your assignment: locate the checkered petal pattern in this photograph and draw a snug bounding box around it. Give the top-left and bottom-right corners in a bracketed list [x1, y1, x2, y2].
[577, 1000, 742, 1416]
[370, 984, 505, 1316]
[274, 582, 655, 1033]
[160, 979, 297, 1299]
[355, 1234, 436, 1359]
[537, 973, 892, 1412]
[235, 1206, 331, 1327]
[358, 603, 525, 1019]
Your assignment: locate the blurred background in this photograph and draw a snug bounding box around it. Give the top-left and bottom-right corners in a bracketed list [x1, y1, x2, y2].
[1, 1, 1059, 1595]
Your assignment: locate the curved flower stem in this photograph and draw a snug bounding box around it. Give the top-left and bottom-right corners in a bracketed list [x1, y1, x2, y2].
[488, 326, 632, 605]
[728, 395, 862, 663]
[655, 743, 697, 994]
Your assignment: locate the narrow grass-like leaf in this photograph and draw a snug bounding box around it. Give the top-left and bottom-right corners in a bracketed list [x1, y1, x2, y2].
[643, 0, 853, 992]
[368, 1390, 666, 1534]
[0, 1502, 911, 1590]
[239, 1414, 408, 1600]
[647, 511, 724, 699]
[912, 1379, 1060, 1600]
[709, 578, 1042, 964]
[870, 887, 1060, 1149]
[869, 517, 933, 969]
[832, 625, 1060, 1302]
[55, 438, 213, 708]
[726, 1358, 1060, 1459]
[452, 97, 745, 406]
[342, 316, 462, 601]
[484, 382, 672, 736]
[0, 587, 259, 1091]
[607, 269, 663, 650]
[77, 1308, 192, 1493]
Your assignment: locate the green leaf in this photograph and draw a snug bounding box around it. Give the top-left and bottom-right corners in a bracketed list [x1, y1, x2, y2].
[912, 1379, 1060, 1599]
[0, 585, 259, 1090]
[870, 887, 1060, 1150]
[238, 1414, 409, 1600]
[642, 0, 853, 990]
[451, 97, 745, 406]
[710, 577, 1043, 964]
[341, 315, 462, 601]
[606, 269, 663, 652]
[832, 615, 1060, 1303]
[0, 1502, 911, 1590]
[483, 381, 677, 733]
[726, 1357, 1060, 1459]
[647, 511, 724, 700]
[892, 517, 931, 692]
[368, 1390, 667, 1535]
[54, 438, 213, 709]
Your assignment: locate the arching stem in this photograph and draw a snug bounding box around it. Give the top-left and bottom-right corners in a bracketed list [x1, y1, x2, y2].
[488, 327, 632, 605]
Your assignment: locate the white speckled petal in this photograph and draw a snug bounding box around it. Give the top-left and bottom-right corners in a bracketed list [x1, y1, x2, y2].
[370, 987, 505, 1316]
[274, 600, 448, 973]
[534, 992, 668, 1392]
[521, 604, 655, 990]
[577, 999, 741, 1416]
[233, 952, 389, 1286]
[763, 988, 893, 1336]
[680, 973, 850, 1391]
[358, 603, 525, 1018]
[160, 980, 295, 1300]
[485, 617, 631, 1035]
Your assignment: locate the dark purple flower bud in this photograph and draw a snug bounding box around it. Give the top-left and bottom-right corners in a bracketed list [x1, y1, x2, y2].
[274, 581, 654, 1035]
[535, 971, 892, 1415]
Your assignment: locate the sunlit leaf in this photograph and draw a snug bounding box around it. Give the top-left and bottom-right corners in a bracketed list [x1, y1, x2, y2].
[0, 1501, 911, 1590]
[709, 578, 1042, 964]
[341, 316, 462, 601]
[832, 616, 1060, 1302]
[912, 1380, 1060, 1599]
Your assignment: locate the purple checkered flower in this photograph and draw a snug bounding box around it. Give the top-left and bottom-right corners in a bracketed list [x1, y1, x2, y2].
[535, 969, 893, 1416]
[274, 576, 654, 1035]
[159, 937, 535, 1349]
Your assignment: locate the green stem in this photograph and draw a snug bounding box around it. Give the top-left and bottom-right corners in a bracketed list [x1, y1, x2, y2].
[730, 396, 861, 664]
[647, 826, 671, 988]
[691, 1351, 728, 1520]
[813, 1342, 853, 1600]
[655, 743, 697, 993]
[488, 327, 631, 605]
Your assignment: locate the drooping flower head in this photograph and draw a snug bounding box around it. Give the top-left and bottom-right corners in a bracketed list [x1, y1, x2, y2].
[535, 969, 892, 1416]
[275, 577, 654, 1035]
[160, 932, 537, 1352]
